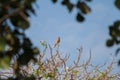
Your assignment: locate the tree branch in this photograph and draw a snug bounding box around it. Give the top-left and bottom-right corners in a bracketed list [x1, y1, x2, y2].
[0, 7, 24, 24]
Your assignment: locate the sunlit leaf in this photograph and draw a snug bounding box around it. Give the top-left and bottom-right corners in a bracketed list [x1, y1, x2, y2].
[7, 47, 13, 51]
[0, 56, 10, 69]
[33, 47, 39, 54]
[73, 70, 79, 74]
[38, 61, 44, 66]
[48, 72, 55, 77]
[61, 0, 74, 12]
[0, 36, 6, 52]
[12, 60, 18, 69]
[88, 78, 95, 80]
[109, 75, 116, 78]
[40, 40, 46, 47]
[77, 1, 91, 14]
[43, 74, 48, 79]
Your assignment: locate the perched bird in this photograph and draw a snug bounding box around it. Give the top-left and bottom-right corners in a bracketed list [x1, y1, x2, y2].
[53, 36, 60, 48]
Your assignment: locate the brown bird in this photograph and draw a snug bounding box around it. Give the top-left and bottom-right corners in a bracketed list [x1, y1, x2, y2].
[53, 36, 60, 48]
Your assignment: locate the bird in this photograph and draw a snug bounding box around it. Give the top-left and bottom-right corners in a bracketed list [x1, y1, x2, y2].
[53, 36, 60, 48]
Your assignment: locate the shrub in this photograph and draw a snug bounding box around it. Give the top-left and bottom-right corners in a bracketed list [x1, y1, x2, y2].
[0, 41, 120, 80]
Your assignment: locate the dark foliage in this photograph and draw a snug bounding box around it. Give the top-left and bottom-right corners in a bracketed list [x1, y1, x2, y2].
[0, 0, 39, 79]
[106, 0, 120, 65]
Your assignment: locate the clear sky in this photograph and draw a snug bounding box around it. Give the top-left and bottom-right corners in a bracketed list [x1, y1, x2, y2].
[26, 0, 120, 72]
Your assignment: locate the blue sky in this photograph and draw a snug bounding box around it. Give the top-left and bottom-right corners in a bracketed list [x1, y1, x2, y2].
[26, 0, 120, 71]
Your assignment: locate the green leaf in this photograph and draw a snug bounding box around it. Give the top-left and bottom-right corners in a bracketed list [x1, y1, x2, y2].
[17, 20, 29, 30]
[48, 72, 55, 77]
[40, 40, 46, 47]
[10, 15, 30, 30]
[0, 36, 6, 52]
[38, 61, 44, 66]
[7, 47, 13, 51]
[67, 2, 74, 12]
[77, 2, 91, 14]
[51, 0, 57, 3]
[18, 51, 33, 65]
[33, 47, 39, 54]
[43, 74, 48, 79]
[0, 56, 10, 69]
[85, 0, 92, 2]
[73, 70, 79, 74]
[76, 13, 85, 22]
[106, 39, 114, 47]
[115, 0, 120, 10]
[61, 0, 68, 5]
[88, 78, 95, 80]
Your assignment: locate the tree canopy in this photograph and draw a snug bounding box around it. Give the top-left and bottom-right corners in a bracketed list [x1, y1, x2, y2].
[0, 0, 39, 78]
